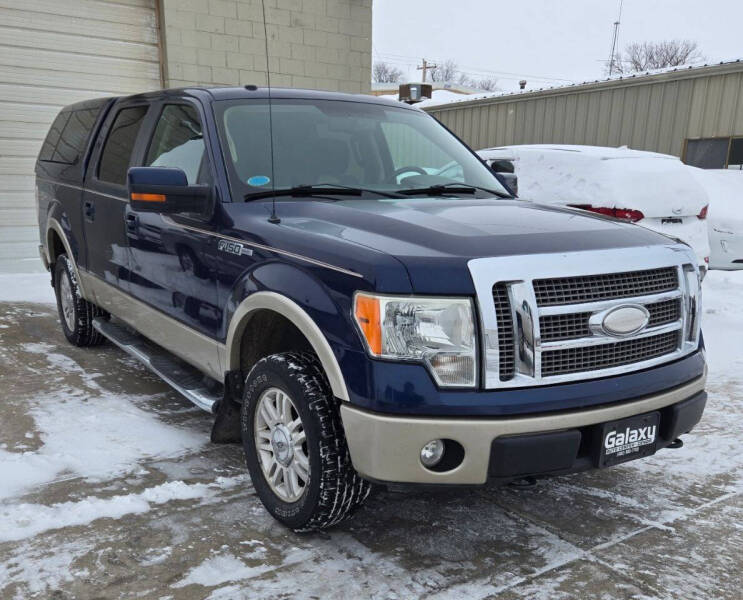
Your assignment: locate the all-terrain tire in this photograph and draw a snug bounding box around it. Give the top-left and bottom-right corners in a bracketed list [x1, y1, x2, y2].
[53, 254, 107, 347]
[241, 352, 372, 531]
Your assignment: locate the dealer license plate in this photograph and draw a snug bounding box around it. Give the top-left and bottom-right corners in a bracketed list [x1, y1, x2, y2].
[599, 412, 660, 468]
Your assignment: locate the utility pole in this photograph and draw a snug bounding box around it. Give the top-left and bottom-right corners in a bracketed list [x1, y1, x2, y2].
[607, 0, 624, 76]
[417, 58, 437, 82]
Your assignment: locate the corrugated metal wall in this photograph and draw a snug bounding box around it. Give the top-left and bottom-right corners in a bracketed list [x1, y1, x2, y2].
[0, 0, 162, 273]
[426, 61, 743, 158]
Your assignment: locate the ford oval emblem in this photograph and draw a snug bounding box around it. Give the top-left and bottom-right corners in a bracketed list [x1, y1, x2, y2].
[589, 305, 650, 338]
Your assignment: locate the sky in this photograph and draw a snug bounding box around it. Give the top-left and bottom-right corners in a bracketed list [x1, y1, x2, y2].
[372, 0, 743, 92]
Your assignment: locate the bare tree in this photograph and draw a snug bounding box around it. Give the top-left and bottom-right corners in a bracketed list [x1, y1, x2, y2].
[430, 60, 459, 83]
[429, 59, 500, 91]
[470, 77, 499, 91]
[372, 62, 403, 84]
[612, 40, 704, 74]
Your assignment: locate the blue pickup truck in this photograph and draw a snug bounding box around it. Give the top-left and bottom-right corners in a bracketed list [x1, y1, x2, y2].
[36, 87, 707, 531]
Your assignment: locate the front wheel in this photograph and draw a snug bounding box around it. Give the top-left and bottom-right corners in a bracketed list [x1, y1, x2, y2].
[241, 352, 371, 531]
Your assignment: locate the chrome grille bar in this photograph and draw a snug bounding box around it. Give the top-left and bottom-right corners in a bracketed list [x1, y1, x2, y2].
[540, 297, 682, 343]
[541, 331, 680, 377]
[533, 267, 679, 306]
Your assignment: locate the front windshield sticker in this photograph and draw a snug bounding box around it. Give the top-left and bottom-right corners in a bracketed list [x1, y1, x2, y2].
[247, 175, 271, 187]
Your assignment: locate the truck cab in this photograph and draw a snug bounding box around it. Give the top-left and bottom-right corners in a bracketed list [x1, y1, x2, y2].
[37, 87, 707, 531]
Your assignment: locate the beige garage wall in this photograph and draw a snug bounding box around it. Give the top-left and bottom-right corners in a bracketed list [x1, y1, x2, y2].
[0, 0, 162, 273]
[159, 0, 372, 93]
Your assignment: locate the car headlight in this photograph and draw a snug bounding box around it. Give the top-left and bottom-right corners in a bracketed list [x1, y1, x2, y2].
[353, 293, 477, 387]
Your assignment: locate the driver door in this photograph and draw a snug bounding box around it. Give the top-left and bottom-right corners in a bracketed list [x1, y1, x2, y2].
[126, 101, 222, 338]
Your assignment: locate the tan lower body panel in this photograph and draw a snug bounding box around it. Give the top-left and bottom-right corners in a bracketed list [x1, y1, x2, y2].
[340, 373, 706, 485]
[79, 271, 225, 381]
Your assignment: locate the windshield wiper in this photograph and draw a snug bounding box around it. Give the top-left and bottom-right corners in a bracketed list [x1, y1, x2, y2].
[244, 183, 404, 201]
[397, 182, 511, 198]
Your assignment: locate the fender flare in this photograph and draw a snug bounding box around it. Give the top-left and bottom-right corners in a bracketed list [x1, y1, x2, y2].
[224, 291, 349, 402]
[46, 217, 87, 297]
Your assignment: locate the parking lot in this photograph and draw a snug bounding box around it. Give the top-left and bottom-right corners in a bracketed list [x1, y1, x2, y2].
[1, 272, 741, 600]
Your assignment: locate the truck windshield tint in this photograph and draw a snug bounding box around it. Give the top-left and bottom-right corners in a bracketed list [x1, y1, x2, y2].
[215, 98, 509, 199]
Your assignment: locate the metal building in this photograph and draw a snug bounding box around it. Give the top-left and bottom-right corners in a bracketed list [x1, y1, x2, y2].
[425, 60, 743, 171]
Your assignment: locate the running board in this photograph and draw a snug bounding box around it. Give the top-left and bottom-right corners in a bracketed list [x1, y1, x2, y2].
[93, 318, 220, 413]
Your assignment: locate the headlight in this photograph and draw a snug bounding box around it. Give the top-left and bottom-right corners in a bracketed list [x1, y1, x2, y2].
[353, 293, 477, 387]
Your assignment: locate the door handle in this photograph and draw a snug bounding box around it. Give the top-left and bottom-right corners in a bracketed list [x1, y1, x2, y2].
[125, 213, 139, 233]
[84, 200, 95, 221]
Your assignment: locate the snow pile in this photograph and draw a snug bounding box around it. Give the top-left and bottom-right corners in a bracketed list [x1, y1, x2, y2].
[479, 145, 709, 218]
[701, 270, 743, 376]
[0, 273, 54, 303]
[689, 168, 743, 269]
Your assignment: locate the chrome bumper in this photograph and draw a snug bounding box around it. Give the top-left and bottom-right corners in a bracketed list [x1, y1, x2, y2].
[340, 373, 706, 485]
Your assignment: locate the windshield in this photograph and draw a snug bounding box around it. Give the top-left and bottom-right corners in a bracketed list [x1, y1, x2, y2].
[214, 98, 509, 198]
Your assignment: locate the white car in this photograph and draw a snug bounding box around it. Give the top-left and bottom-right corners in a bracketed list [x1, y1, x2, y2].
[689, 169, 743, 270]
[477, 145, 711, 269]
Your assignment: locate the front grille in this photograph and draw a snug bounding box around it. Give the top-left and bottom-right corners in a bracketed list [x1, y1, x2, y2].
[540, 311, 592, 342]
[533, 267, 679, 306]
[539, 298, 682, 342]
[648, 298, 681, 327]
[541, 331, 680, 377]
[492, 283, 515, 381]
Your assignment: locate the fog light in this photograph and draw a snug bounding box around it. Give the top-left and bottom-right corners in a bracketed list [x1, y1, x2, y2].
[420, 439, 445, 468]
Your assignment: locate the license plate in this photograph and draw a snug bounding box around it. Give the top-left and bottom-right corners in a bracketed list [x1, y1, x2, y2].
[598, 412, 660, 468]
[661, 217, 683, 224]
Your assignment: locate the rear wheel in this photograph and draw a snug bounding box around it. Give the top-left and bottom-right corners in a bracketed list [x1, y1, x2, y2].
[53, 254, 106, 347]
[241, 352, 371, 531]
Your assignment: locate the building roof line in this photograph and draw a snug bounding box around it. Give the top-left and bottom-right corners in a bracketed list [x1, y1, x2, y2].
[423, 58, 743, 112]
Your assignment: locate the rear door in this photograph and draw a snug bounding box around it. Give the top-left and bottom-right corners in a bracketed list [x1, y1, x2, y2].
[126, 100, 222, 338]
[83, 102, 151, 289]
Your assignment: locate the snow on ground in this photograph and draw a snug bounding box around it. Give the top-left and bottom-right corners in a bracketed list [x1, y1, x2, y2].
[0, 270, 741, 598]
[701, 270, 743, 376]
[0, 383, 206, 501]
[0, 273, 54, 304]
[1, 477, 244, 543]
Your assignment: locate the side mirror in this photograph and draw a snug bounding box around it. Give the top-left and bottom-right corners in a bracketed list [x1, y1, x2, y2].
[500, 173, 518, 196]
[493, 171, 518, 196]
[127, 167, 212, 216]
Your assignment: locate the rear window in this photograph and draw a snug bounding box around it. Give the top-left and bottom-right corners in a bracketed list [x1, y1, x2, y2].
[98, 106, 148, 186]
[39, 107, 101, 164]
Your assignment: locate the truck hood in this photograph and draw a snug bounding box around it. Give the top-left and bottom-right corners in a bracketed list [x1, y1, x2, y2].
[274, 197, 677, 293]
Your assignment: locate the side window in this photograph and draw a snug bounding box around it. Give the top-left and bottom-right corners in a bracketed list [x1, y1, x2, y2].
[39, 111, 70, 162]
[98, 106, 148, 185]
[54, 108, 100, 164]
[145, 104, 207, 184]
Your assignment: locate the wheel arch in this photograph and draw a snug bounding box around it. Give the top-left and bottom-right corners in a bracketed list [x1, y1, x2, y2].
[46, 217, 87, 297]
[225, 291, 350, 402]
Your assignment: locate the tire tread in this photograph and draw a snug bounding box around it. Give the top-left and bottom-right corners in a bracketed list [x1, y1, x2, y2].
[55, 255, 107, 347]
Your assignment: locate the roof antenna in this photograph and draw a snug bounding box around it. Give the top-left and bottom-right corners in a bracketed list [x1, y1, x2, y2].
[260, 0, 280, 224]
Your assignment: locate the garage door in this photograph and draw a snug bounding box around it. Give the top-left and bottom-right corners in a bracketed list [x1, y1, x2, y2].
[0, 0, 162, 273]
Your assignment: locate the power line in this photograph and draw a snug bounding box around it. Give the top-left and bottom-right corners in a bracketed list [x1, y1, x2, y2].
[373, 51, 575, 83]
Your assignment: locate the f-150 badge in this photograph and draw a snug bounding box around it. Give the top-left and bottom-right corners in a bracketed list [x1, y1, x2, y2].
[218, 239, 253, 256]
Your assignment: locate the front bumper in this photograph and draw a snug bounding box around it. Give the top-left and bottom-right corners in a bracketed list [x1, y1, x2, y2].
[341, 373, 706, 485]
